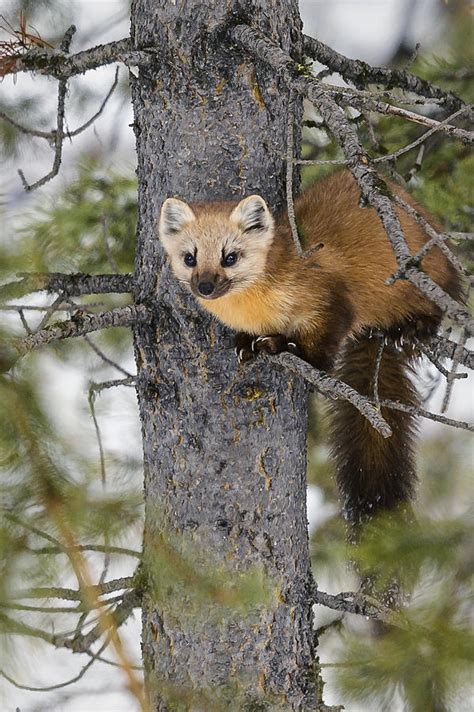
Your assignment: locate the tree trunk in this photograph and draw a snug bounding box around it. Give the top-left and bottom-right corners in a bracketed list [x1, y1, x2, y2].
[130, 1, 317, 708]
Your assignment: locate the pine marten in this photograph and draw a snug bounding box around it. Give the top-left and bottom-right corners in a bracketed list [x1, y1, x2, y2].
[158, 170, 461, 526]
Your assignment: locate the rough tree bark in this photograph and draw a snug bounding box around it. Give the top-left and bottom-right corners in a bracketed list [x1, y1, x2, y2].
[130, 1, 319, 709]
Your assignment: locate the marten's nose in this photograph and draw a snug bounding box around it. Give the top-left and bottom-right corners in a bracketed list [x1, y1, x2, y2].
[198, 281, 215, 296]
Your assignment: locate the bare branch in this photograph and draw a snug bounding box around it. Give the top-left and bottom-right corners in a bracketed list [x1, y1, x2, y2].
[312, 588, 408, 630]
[30, 543, 141, 558]
[415, 339, 468, 381]
[389, 195, 467, 277]
[373, 107, 473, 164]
[372, 336, 385, 409]
[67, 67, 120, 138]
[265, 352, 393, 438]
[15, 26, 77, 191]
[297, 108, 472, 168]
[0, 272, 134, 300]
[302, 34, 467, 113]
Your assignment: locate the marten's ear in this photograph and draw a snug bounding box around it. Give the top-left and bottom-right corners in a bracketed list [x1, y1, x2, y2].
[159, 198, 196, 240]
[230, 195, 274, 234]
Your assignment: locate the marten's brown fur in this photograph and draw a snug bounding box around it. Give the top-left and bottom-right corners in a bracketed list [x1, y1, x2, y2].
[159, 170, 461, 525]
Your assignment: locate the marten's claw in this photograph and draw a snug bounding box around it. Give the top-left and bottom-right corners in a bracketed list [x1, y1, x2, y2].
[234, 333, 255, 363]
[252, 334, 298, 356]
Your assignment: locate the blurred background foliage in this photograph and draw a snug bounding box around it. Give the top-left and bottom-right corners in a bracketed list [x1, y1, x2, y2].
[0, 0, 472, 710]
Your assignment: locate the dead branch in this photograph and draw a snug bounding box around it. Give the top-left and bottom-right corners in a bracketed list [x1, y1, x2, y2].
[0, 67, 119, 142]
[16, 26, 76, 191]
[302, 34, 466, 113]
[285, 90, 303, 256]
[0, 639, 110, 692]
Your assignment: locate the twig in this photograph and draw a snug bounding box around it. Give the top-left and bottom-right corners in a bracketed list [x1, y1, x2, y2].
[35, 292, 67, 331]
[0, 639, 110, 692]
[29, 543, 141, 558]
[296, 106, 471, 168]
[16, 25, 77, 192]
[428, 334, 474, 370]
[312, 588, 408, 630]
[84, 334, 133, 377]
[88, 387, 106, 486]
[379, 399, 473, 432]
[18, 75, 68, 191]
[0, 67, 119, 141]
[18, 308, 31, 334]
[285, 90, 303, 256]
[373, 107, 472, 165]
[441, 328, 468, 413]
[389, 194, 467, 278]
[372, 336, 385, 409]
[415, 339, 468, 381]
[89, 377, 136, 394]
[67, 67, 119, 138]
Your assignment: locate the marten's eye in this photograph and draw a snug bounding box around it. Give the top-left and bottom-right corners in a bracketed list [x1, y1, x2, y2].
[184, 252, 196, 267]
[222, 252, 238, 267]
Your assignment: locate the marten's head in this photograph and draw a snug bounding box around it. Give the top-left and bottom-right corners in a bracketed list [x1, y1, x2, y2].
[158, 196, 274, 300]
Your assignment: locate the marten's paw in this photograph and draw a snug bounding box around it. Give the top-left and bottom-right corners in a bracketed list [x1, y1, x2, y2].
[234, 333, 255, 363]
[252, 335, 300, 357]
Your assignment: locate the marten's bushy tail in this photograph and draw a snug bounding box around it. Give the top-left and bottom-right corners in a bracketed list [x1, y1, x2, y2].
[329, 335, 419, 528]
